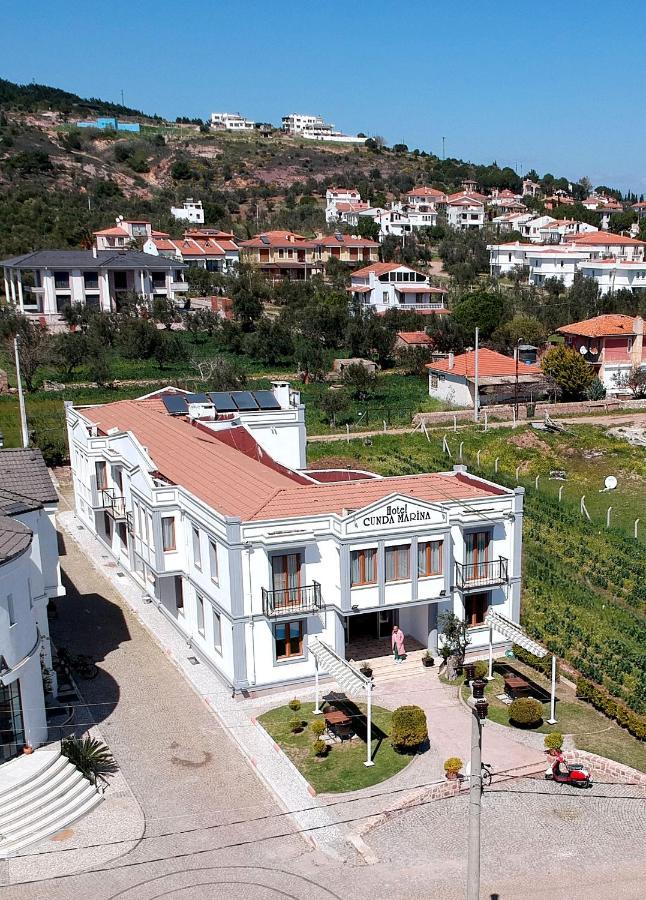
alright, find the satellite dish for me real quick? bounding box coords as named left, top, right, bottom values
left=579, top=345, right=588, bottom=355
left=604, top=475, right=618, bottom=491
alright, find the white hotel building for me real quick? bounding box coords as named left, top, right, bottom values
left=66, top=385, right=524, bottom=694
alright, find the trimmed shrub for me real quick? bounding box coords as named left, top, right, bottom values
left=474, top=660, right=488, bottom=680
left=288, top=698, right=301, bottom=711
left=289, top=716, right=304, bottom=734
left=544, top=732, right=563, bottom=751
left=310, top=719, right=326, bottom=738
left=312, top=739, right=327, bottom=757
left=61, top=736, right=117, bottom=785
left=444, top=757, right=463, bottom=775
left=576, top=677, right=646, bottom=741
left=391, top=705, right=428, bottom=752
left=508, top=697, right=543, bottom=728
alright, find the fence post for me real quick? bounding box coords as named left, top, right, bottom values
left=580, top=495, right=590, bottom=520
left=476, top=449, right=481, bottom=467
left=512, top=407, right=516, bottom=428
left=383, top=419, right=387, bottom=433
left=635, top=518, right=640, bottom=540
left=459, top=441, right=464, bottom=461
left=453, top=415, right=457, bottom=433
left=442, top=435, right=452, bottom=457
left=606, top=507, right=612, bottom=528
left=535, top=475, right=540, bottom=490
left=484, top=411, right=488, bottom=431
left=515, top=465, right=521, bottom=483
left=494, top=457, right=499, bottom=473
left=346, top=424, right=350, bottom=444
left=558, top=485, right=564, bottom=502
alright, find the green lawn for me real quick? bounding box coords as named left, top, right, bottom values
left=257, top=701, right=414, bottom=793
left=459, top=668, right=646, bottom=773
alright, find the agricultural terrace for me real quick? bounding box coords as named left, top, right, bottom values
left=308, top=425, right=646, bottom=720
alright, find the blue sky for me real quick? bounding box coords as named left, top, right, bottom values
left=3, top=1, right=645, bottom=193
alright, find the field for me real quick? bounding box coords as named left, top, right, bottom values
left=308, top=426, right=646, bottom=724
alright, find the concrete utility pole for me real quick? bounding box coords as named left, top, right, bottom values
left=14, top=337, right=29, bottom=448
left=473, top=327, right=480, bottom=422
left=466, top=674, right=489, bottom=900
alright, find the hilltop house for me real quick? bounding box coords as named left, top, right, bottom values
left=65, top=383, right=525, bottom=693
left=427, top=348, right=546, bottom=408
left=557, top=314, right=645, bottom=394
left=446, top=192, right=486, bottom=230
left=210, top=112, right=255, bottom=131
left=348, top=262, right=448, bottom=314
left=170, top=199, right=205, bottom=225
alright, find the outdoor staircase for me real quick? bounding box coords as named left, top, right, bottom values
left=347, top=648, right=433, bottom=685
left=0, top=747, right=102, bottom=857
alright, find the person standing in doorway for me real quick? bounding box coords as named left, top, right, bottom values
left=392, top=625, right=406, bottom=663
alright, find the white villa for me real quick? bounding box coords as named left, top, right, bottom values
left=325, top=188, right=366, bottom=223
left=210, top=112, right=255, bottom=131
left=348, top=262, right=448, bottom=314
left=65, top=384, right=524, bottom=694
left=446, top=192, right=486, bottom=230
left=170, top=199, right=205, bottom=225
left=0, top=450, right=64, bottom=760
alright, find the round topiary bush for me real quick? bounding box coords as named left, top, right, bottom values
left=391, top=705, right=429, bottom=752
left=443, top=756, right=463, bottom=777
left=509, top=697, right=543, bottom=728
left=310, top=719, right=326, bottom=738
left=288, top=698, right=301, bottom=711
left=289, top=715, right=304, bottom=734
left=312, top=738, right=328, bottom=757
left=544, top=732, right=563, bottom=752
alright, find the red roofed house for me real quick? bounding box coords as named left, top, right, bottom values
left=446, top=192, right=486, bottom=230
left=405, top=186, right=448, bottom=211
left=427, top=348, right=547, bottom=407
left=239, top=231, right=321, bottom=281
left=395, top=331, right=433, bottom=350
left=326, top=187, right=364, bottom=222
left=557, top=314, right=645, bottom=394
left=66, top=382, right=524, bottom=692
left=94, top=217, right=158, bottom=250
left=349, top=262, right=448, bottom=314
left=145, top=229, right=240, bottom=273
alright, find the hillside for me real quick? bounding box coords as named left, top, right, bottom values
left=0, top=76, right=621, bottom=258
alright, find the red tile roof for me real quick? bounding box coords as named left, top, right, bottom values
left=240, top=231, right=308, bottom=248
left=396, top=331, right=433, bottom=345
left=556, top=315, right=641, bottom=338
left=313, top=234, right=379, bottom=248
left=407, top=186, right=447, bottom=198
left=94, top=227, right=129, bottom=237
left=351, top=262, right=424, bottom=278
left=79, top=398, right=506, bottom=521
left=567, top=230, right=645, bottom=247
left=427, top=348, right=541, bottom=378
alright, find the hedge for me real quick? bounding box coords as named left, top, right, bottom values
left=508, top=697, right=543, bottom=728
left=511, top=644, right=559, bottom=682
left=576, top=677, right=646, bottom=741
left=391, top=705, right=428, bottom=751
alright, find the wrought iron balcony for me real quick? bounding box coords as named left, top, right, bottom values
left=100, top=488, right=127, bottom=520
left=455, top=557, right=508, bottom=590
left=262, top=582, right=322, bottom=617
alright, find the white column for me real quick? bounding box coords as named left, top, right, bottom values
left=4, top=272, right=10, bottom=305
left=313, top=656, right=321, bottom=715
left=487, top=626, right=494, bottom=680
left=547, top=654, right=557, bottom=724
left=364, top=683, right=374, bottom=767
left=18, top=273, right=26, bottom=308
left=9, top=272, right=17, bottom=305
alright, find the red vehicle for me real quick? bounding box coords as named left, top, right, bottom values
left=545, top=752, right=592, bottom=788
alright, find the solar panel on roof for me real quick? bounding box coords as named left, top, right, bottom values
left=162, top=395, right=188, bottom=416
left=186, top=392, right=209, bottom=403
left=253, top=390, right=281, bottom=410
left=231, top=391, right=259, bottom=411
left=208, top=392, right=237, bottom=412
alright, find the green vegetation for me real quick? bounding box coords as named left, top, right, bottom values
left=544, top=732, right=563, bottom=751
left=508, top=697, right=544, bottom=727
left=258, top=702, right=412, bottom=793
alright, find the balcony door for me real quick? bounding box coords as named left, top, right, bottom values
left=272, top=553, right=302, bottom=605
left=465, top=531, right=490, bottom=580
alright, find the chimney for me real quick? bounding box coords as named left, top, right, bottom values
left=92, top=246, right=98, bottom=259
left=448, top=352, right=455, bottom=370
left=271, top=380, right=291, bottom=409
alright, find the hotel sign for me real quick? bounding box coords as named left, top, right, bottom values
left=362, top=502, right=435, bottom=527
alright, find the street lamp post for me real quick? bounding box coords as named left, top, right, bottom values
left=467, top=677, right=489, bottom=900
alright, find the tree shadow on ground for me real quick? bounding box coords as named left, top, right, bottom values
left=323, top=691, right=388, bottom=763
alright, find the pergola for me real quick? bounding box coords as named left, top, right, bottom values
left=308, top=638, right=375, bottom=767
left=484, top=609, right=558, bottom=724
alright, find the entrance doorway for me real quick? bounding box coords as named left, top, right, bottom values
left=0, top=681, right=25, bottom=763
left=345, top=610, right=397, bottom=662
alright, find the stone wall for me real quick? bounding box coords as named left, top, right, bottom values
left=414, top=397, right=646, bottom=429
left=566, top=749, right=646, bottom=785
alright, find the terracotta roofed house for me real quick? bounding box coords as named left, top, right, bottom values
left=66, top=381, right=525, bottom=693
left=556, top=314, right=645, bottom=394
left=426, top=348, right=547, bottom=408
left=349, top=262, right=448, bottom=314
